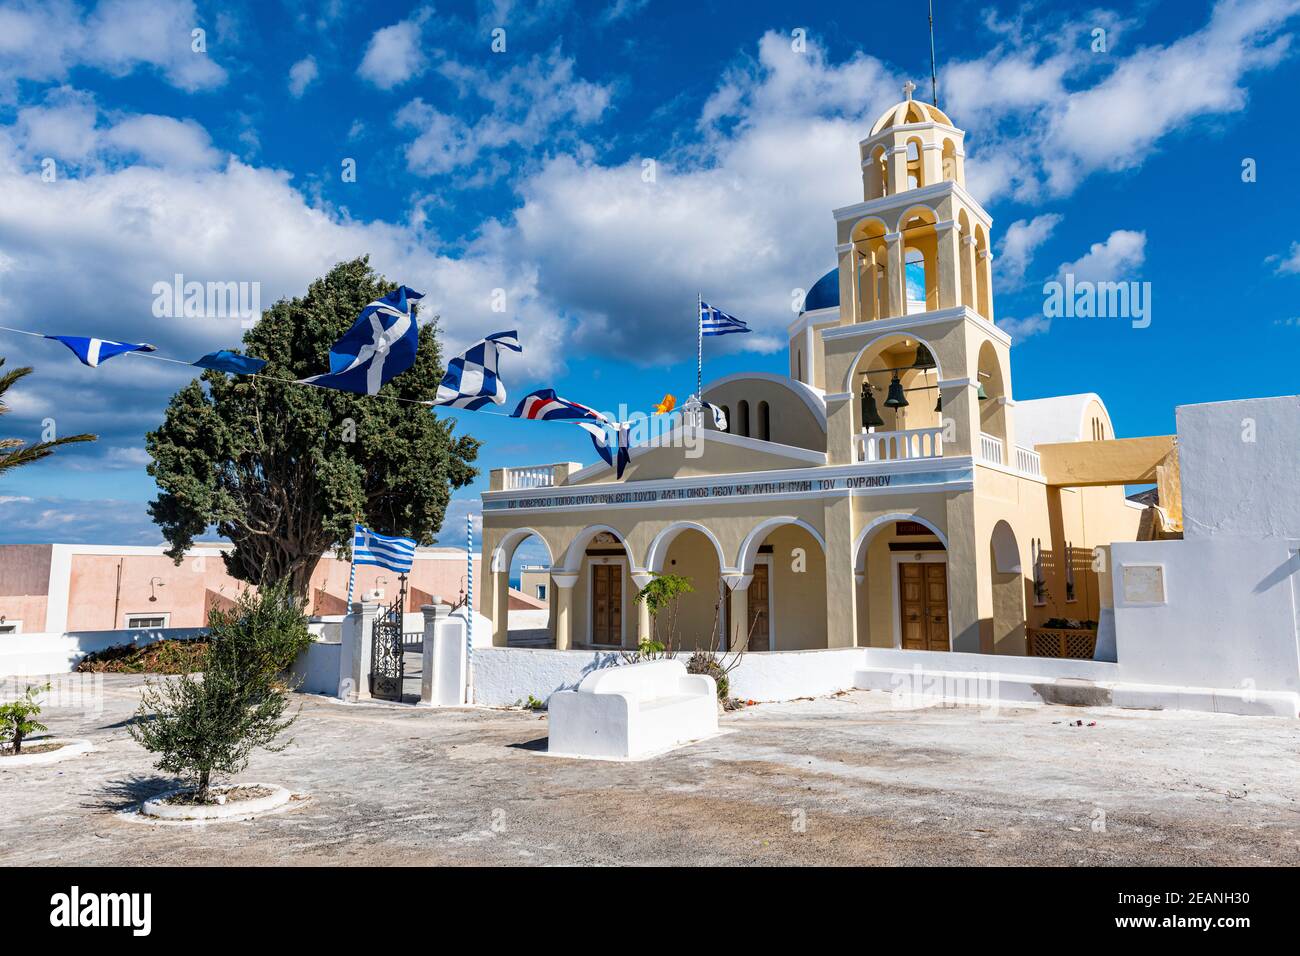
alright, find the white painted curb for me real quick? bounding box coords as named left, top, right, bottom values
left=0, top=738, right=94, bottom=768
left=140, top=783, right=294, bottom=822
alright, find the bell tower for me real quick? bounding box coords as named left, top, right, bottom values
left=840, top=82, right=994, bottom=326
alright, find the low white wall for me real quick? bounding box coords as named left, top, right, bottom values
left=0, top=627, right=207, bottom=677
left=1111, top=537, right=1300, bottom=695
left=862, top=647, right=1119, bottom=682
left=471, top=647, right=869, bottom=707
left=472, top=647, right=624, bottom=706
left=290, top=641, right=342, bottom=696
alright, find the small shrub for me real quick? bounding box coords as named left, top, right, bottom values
left=686, top=651, right=729, bottom=700
left=128, top=581, right=308, bottom=802
left=0, top=683, right=49, bottom=754
left=524, top=694, right=546, bottom=711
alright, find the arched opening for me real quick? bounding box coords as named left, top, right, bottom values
left=720, top=404, right=732, bottom=433
left=655, top=527, right=728, bottom=652
left=735, top=518, right=827, bottom=651
left=976, top=340, right=1009, bottom=465
left=986, top=520, right=1027, bottom=655
left=898, top=205, right=938, bottom=314
left=853, top=514, right=950, bottom=651
left=851, top=218, right=889, bottom=322
left=560, top=526, right=637, bottom=649
left=905, top=137, right=925, bottom=190
left=847, top=333, right=944, bottom=462
left=736, top=400, right=751, bottom=438
left=489, top=528, right=557, bottom=648
left=757, top=401, right=770, bottom=441
left=868, top=144, right=888, bottom=199
left=941, top=138, right=958, bottom=182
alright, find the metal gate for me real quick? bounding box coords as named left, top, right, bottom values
left=369, top=575, right=407, bottom=701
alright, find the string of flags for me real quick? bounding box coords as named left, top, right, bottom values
left=2, top=289, right=752, bottom=484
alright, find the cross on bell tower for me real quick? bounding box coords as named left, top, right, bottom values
left=903, top=80, right=916, bottom=101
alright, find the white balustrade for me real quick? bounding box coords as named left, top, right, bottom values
left=503, top=466, right=557, bottom=490
left=856, top=427, right=943, bottom=463
left=978, top=432, right=1005, bottom=466
left=1016, top=445, right=1042, bottom=477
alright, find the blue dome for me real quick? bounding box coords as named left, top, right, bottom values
left=802, top=269, right=839, bottom=314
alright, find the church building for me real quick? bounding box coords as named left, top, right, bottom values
left=479, top=86, right=1165, bottom=658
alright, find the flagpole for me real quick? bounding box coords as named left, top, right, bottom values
left=465, top=512, right=474, bottom=705
left=696, top=293, right=703, bottom=400
left=346, top=522, right=358, bottom=613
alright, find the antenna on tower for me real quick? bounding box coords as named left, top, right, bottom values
left=928, top=0, right=939, bottom=106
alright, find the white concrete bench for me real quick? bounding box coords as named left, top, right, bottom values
left=547, top=659, right=718, bottom=759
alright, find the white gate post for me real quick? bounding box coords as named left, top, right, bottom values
left=338, top=602, right=379, bottom=701
left=420, top=603, right=450, bottom=705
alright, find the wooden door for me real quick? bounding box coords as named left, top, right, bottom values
left=747, top=563, right=770, bottom=651
left=899, top=561, right=949, bottom=651
left=591, top=564, right=622, bottom=645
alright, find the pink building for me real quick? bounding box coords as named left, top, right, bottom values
left=0, top=542, right=482, bottom=635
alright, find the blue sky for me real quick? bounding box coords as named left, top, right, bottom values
left=0, top=0, right=1298, bottom=559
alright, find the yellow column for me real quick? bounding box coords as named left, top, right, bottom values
left=631, top=572, right=652, bottom=648
left=979, top=249, right=996, bottom=323
left=944, top=493, right=982, bottom=654
left=936, top=220, right=961, bottom=310
left=885, top=233, right=905, bottom=319
left=888, top=144, right=909, bottom=195
left=846, top=247, right=860, bottom=325
left=727, top=580, right=750, bottom=651
left=824, top=497, right=857, bottom=648
left=491, top=570, right=510, bottom=647
left=553, top=575, right=576, bottom=650
left=962, top=234, right=978, bottom=310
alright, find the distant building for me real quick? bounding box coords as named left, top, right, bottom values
left=0, top=542, right=480, bottom=635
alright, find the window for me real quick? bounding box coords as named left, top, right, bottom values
left=736, top=400, right=750, bottom=437
left=757, top=401, right=771, bottom=441
left=125, top=614, right=169, bottom=629
left=536, top=584, right=547, bottom=601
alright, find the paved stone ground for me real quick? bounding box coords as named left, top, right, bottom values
left=2, top=675, right=1299, bottom=866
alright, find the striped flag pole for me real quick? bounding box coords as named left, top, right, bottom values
left=346, top=561, right=356, bottom=613
left=466, top=512, right=474, bottom=704
left=696, top=293, right=703, bottom=400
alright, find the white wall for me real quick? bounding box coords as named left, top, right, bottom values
left=1111, top=537, right=1300, bottom=695
left=470, top=647, right=867, bottom=707
left=0, top=627, right=207, bottom=678
left=289, top=641, right=342, bottom=695
left=1178, top=395, right=1300, bottom=540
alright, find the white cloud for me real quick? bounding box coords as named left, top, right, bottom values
left=996, top=315, right=1052, bottom=342
left=998, top=213, right=1063, bottom=288
left=947, top=0, right=1300, bottom=201
left=1272, top=241, right=1300, bottom=274
left=357, top=10, right=430, bottom=90
left=398, top=49, right=613, bottom=179
left=288, top=55, right=319, bottom=98
left=101, top=114, right=221, bottom=169
left=0, top=0, right=228, bottom=98
left=1056, top=230, right=1147, bottom=284
left=7, top=90, right=220, bottom=170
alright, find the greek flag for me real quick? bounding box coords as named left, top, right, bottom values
left=699, top=301, right=750, bottom=337
left=46, top=335, right=155, bottom=367
left=512, top=388, right=609, bottom=424
left=299, top=286, right=422, bottom=395
left=351, top=523, right=416, bottom=573
left=703, top=401, right=728, bottom=431
left=432, top=330, right=521, bottom=410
